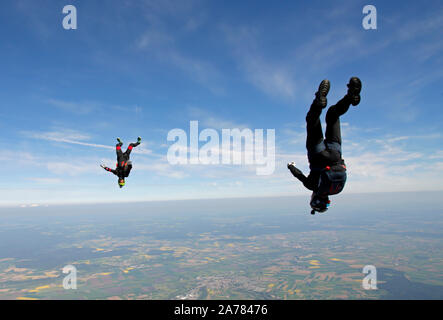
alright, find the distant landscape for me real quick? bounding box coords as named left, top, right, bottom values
left=0, top=192, right=442, bottom=300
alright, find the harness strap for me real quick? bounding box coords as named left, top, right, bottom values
left=311, top=164, right=346, bottom=172
left=116, top=161, right=128, bottom=168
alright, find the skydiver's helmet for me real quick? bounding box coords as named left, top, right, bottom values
left=310, top=193, right=330, bottom=214
left=118, top=179, right=125, bottom=188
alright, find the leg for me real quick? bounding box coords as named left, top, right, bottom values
left=306, top=79, right=330, bottom=152
left=306, top=101, right=324, bottom=151
left=124, top=141, right=140, bottom=157
left=325, top=96, right=351, bottom=145
left=116, top=143, right=124, bottom=162
left=325, top=77, right=362, bottom=144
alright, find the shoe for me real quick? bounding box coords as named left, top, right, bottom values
left=347, top=77, right=362, bottom=106
left=117, top=137, right=123, bottom=145
left=137, top=136, right=142, bottom=143
left=315, top=79, right=330, bottom=108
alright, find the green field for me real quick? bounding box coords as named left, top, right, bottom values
left=0, top=194, right=442, bottom=300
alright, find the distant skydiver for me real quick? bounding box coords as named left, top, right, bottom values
left=288, top=77, right=362, bottom=215
left=101, top=137, right=142, bottom=188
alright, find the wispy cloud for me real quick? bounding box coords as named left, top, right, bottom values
left=46, top=99, right=100, bottom=115
left=395, top=8, right=443, bottom=42
left=188, top=107, right=250, bottom=130
left=24, top=130, right=114, bottom=150
left=46, top=161, right=97, bottom=176
left=13, top=0, right=54, bottom=39
left=222, top=25, right=297, bottom=100
left=168, top=52, right=224, bottom=94
left=0, top=150, right=39, bottom=166
left=136, top=29, right=173, bottom=50
left=136, top=158, right=188, bottom=179
left=28, top=177, right=62, bottom=184
left=133, top=0, right=222, bottom=93
left=23, top=129, right=153, bottom=154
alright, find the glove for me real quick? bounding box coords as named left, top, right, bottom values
left=288, top=162, right=303, bottom=177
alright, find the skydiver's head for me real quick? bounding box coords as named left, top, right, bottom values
left=118, top=179, right=125, bottom=188
left=310, top=193, right=330, bottom=213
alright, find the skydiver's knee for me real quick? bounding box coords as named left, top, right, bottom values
left=326, top=110, right=338, bottom=124
left=306, top=114, right=316, bottom=123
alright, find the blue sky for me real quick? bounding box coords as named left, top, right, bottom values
left=0, top=0, right=442, bottom=206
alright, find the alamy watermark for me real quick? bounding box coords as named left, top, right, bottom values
left=62, top=5, right=77, bottom=30
left=63, top=264, right=77, bottom=289
left=167, top=121, right=275, bottom=175
left=362, top=5, right=377, bottom=30
left=362, top=265, right=377, bottom=290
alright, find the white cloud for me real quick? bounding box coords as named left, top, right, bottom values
left=168, top=52, right=224, bottom=94
left=19, top=203, right=41, bottom=208
left=23, top=129, right=153, bottom=154
left=188, top=107, right=249, bottom=130
left=429, top=151, right=443, bottom=160
left=28, top=178, right=62, bottom=184
left=137, top=161, right=188, bottom=179
left=46, top=99, right=100, bottom=115
left=222, top=25, right=296, bottom=100
left=0, top=151, right=38, bottom=166
left=133, top=0, right=222, bottom=93
left=242, top=57, right=296, bottom=100
left=395, top=8, right=443, bottom=42
left=136, top=29, right=173, bottom=49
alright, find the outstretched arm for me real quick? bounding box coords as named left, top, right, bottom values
left=101, top=164, right=117, bottom=175
left=287, top=163, right=316, bottom=191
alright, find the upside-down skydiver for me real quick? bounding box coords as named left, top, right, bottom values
left=101, top=137, right=142, bottom=188
left=288, top=77, right=362, bottom=214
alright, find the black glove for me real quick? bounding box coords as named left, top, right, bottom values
left=288, top=162, right=303, bottom=177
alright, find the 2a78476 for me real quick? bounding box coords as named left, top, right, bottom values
left=218, top=304, right=268, bottom=316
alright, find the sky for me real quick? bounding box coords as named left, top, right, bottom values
left=0, top=0, right=442, bottom=206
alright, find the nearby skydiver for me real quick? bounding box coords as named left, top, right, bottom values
left=101, top=137, right=142, bottom=188
left=288, top=77, right=362, bottom=215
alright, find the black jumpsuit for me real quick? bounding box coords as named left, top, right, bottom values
left=103, top=141, right=140, bottom=180
left=290, top=95, right=351, bottom=192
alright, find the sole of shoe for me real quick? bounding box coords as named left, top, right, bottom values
left=318, top=79, right=331, bottom=96
left=315, top=79, right=330, bottom=108
left=347, top=77, right=361, bottom=106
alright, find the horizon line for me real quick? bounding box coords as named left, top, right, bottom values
left=1, top=189, right=441, bottom=208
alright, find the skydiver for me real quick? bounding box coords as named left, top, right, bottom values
left=288, top=77, right=362, bottom=214
left=101, top=137, right=142, bottom=188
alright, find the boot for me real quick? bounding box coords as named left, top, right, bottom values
left=347, top=77, right=362, bottom=106
left=314, top=79, right=330, bottom=108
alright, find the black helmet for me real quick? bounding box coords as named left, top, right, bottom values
left=310, top=193, right=330, bottom=213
